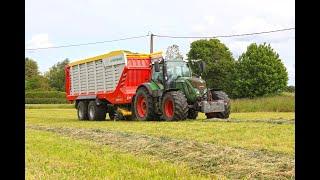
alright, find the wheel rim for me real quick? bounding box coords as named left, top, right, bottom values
left=136, top=95, right=147, bottom=117
left=89, top=106, right=95, bottom=119
left=78, top=107, right=83, bottom=119
left=164, top=98, right=174, bottom=118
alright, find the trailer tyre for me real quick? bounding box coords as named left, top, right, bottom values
left=205, top=91, right=231, bottom=119
left=162, top=91, right=188, bottom=121
left=133, top=87, right=159, bottom=121
left=88, top=101, right=106, bottom=121
left=77, top=101, right=89, bottom=120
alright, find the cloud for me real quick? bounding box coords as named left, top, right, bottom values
left=26, top=33, right=53, bottom=49
left=192, top=25, right=206, bottom=34
left=204, top=15, right=215, bottom=25
left=231, top=17, right=278, bottom=33
left=230, top=16, right=294, bottom=42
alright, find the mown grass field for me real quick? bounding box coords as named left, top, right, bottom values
left=27, top=129, right=208, bottom=179
left=26, top=100, right=295, bottom=179
left=27, top=109, right=294, bottom=154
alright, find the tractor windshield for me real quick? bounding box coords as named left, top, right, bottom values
left=151, top=58, right=192, bottom=84
left=166, top=59, right=191, bottom=81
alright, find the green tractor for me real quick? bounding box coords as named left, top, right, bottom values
left=132, top=55, right=231, bottom=121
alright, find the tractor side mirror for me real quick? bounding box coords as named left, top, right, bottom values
left=154, top=61, right=160, bottom=72
left=199, top=61, right=206, bottom=73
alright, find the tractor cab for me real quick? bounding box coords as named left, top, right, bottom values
left=151, top=55, right=207, bottom=102
left=152, top=57, right=191, bottom=86
left=166, top=58, right=192, bottom=80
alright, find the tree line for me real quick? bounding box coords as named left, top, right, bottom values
left=25, top=58, right=69, bottom=92
left=25, top=39, right=293, bottom=98
left=187, top=39, right=291, bottom=98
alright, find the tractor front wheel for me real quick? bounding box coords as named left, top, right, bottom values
left=161, top=91, right=188, bottom=121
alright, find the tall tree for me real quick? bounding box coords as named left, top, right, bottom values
left=25, top=58, right=39, bottom=79
left=45, top=59, right=69, bottom=91
left=25, top=75, right=51, bottom=91
left=187, top=39, right=236, bottom=95
left=232, top=43, right=288, bottom=98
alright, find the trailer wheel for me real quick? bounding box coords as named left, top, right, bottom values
left=187, top=109, right=198, bottom=119
left=205, top=90, right=230, bottom=119
left=162, top=91, right=188, bottom=121
left=88, top=101, right=106, bottom=121
left=133, top=87, right=159, bottom=120
left=77, top=101, right=89, bottom=120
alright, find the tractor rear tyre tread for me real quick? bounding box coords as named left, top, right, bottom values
left=134, top=87, right=160, bottom=121
left=162, top=91, right=188, bottom=121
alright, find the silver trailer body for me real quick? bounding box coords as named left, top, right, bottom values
left=69, top=51, right=127, bottom=95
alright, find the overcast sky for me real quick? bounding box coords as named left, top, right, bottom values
left=25, top=0, right=295, bottom=85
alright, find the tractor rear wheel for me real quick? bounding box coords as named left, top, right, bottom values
left=88, top=101, right=107, bottom=121
left=133, top=87, right=159, bottom=120
left=205, top=90, right=230, bottom=119
left=77, top=101, right=88, bottom=120
left=162, top=91, right=188, bottom=121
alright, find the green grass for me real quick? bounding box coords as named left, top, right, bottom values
left=231, top=93, right=294, bottom=112
left=26, top=109, right=294, bottom=155
left=26, top=129, right=209, bottom=179
left=25, top=98, right=69, bottom=104
left=25, top=104, right=74, bottom=109
left=25, top=91, right=69, bottom=104
left=27, top=126, right=294, bottom=179
left=25, top=91, right=66, bottom=98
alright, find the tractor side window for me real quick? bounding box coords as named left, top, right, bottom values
left=152, top=64, right=163, bottom=83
